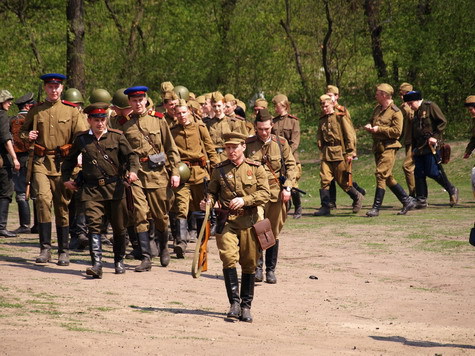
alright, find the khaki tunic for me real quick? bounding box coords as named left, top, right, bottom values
left=245, top=135, right=296, bottom=239
left=272, top=114, right=300, bottom=163
left=208, top=159, right=269, bottom=273
left=368, top=102, right=403, bottom=189
left=203, top=115, right=248, bottom=161
left=400, top=102, right=415, bottom=194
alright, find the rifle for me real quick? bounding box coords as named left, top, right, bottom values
left=25, top=83, right=42, bottom=200
left=278, top=175, right=306, bottom=195
left=191, top=178, right=211, bottom=278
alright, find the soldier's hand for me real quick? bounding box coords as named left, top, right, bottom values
left=364, top=124, right=372, bottom=132
left=428, top=137, right=437, bottom=146
left=64, top=181, right=78, bottom=191
left=371, top=125, right=379, bottom=133
left=281, top=189, right=291, bottom=203
left=12, top=158, right=20, bottom=171
left=170, top=175, right=180, bottom=188
left=29, top=130, right=39, bottom=141
left=229, top=197, right=244, bottom=210
left=199, top=199, right=209, bottom=211
left=127, top=172, right=138, bottom=183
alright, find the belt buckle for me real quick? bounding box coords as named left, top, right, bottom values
left=98, top=178, right=105, bottom=186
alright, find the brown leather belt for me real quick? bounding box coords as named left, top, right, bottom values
left=183, top=160, right=202, bottom=167
left=228, top=206, right=257, bottom=216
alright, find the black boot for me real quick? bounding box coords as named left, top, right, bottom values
left=291, top=190, right=302, bottom=219
left=14, top=195, right=30, bottom=234
left=329, top=179, right=337, bottom=209
left=113, top=231, right=126, bottom=274
left=223, top=268, right=240, bottom=319
left=148, top=219, right=158, bottom=258
left=86, top=233, right=103, bottom=278
left=240, top=273, right=255, bottom=323
left=255, top=253, right=264, bottom=282
left=135, top=231, right=152, bottom=272
left=353, top=182, right=367, bottom=196
left=433, top=174, right=459, bottom=207
left=35, top=222, right=52, bottom=263
left=346, top=187, right=364, bottom=213
left=125, top=226, right=141, bottom=260
left=56, top=226, right=70, bottom=266
left=0, top=198, right=16, bottom=237
left=389, top=184, right=416, bottom=215
left=366, top=188, right=385, bottom=217
left=173, top=219, right=188, bottom=259
left=30, top=203, right=39, bottom=234
left=415, top=178, right=428, bottom=209
left=265, top=240, right=279, bottom=284
left=314, top=189, right=331, bottom=216
left=156, top=230, right=170, bottom=267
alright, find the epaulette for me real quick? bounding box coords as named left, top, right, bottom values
left=287, top=114, right=299, bottom=120
left=271, top=135, right=287, bottom=145
left=245, top=158, right=261, bottom=166
left=62, top=100, right=78, bottom=107
left=117, top=115, right=129, bottom=125
left=391, top=103, right=400, bottom=112
left=245, top=135, right=258, bottom=144
left=215, top=159, right=231, bottom=168
left=148, top=110, right=164, bottom=118
left=108, top=128, right=123, bottom=134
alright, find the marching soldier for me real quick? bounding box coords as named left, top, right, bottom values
left=21, top=73, right=87, bottom=265
left=364, top=84, right=415, bottom=217
left=169, top=99, right=218, bottom=258
left=463, top=95, right=475, bottom=158
left=245, top=108, right=296, bottom=284
left=117, top=86, right=180, bottom=271
left=162, top=91, right=179, bottom=127
left=62, top=102, right=139, bottom=278
left=398, top=83, right=416, bottom=196
left=224, top=93, right=254, bottom=134
left=200, top=132, right=269, bottom=323
left=313, top=95, right=363, bottom=216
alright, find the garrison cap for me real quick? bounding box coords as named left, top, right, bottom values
left=237, top=99, right=246, bottom=112
left=326, top=85, right=339, bottom=95
left=40, top=73, right=66, bottom=84
left=403, top=91, right=422, bottom=102
left=211, top=91, right=224, bottom=103
left=464, top=95, right=475, bottom=107
left=188, top=92, right=196, bottom=99
left=163, top=91, right=179, bottom=101
left=376, top=83, right=394, bottom=95
left=224, top=93, right=236, bottom=102
left=84, top=102, right=109, bottom=118
left=124, top=86, right=148, bottom=97
left=177, top=98, right=188, bottom=107
left=187, top=99, right=201, bottom=112
left=255, top=108, right=273, bottom=122
left=320, top=94, right=332, bottom=102
left=160, top=81, right=174, bottom=94
left=0, top=90, right=13, bottom=103
left=399, top=82, right=413, bottom=93
left=204, top=93, right=212, bottom=100
left=272, top=94, right=288, bottom=104
left=196, top=95, right=206, bottom=105
left=223, top=132, right=248, bottom=145
left=254, top=98, right=268, bottom=109
left=14, top=92, right=34, bottom=106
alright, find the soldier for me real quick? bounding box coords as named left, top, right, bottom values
left=0, top=90, right=20, bottom=237
left=199, top=93, right=215, bottom=120
left=200, top=132, right=270, bottom=323
left=463, top=95, right=475, bottom=158
left=169, top=99, right=218, bottom=258
left=21, top=74, right=87, bottom=265
left=403, top=90, right=459, bottom=208
left=245, top=108, right=296, bottom=284
left=253, top=98, right=268, bottom=116
left=325, top=85, right=366, bottom=208
left=203, top=91, right=248, bottom=162
left=224, top=93, right=253, bottom=134
left=89, top=89, right=112, bottom=104
left=162, top=91, right=179, bottom=127
left=271, top=94, right=303, bottom=218
left=109, top=88, right=132, bottom=130
left=117, top=86, right=180, bottom=271
left=364, top=84, right=415, bottom=217
left=398, top=83, right=416, bottom=196
left=62, top=102, right=139, bottom=278
left=10, top=92, right=35, bottom=234
left=313, top=95, right=363, bottom=217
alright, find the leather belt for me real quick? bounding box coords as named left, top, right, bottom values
left=84, top=176, right=119, bottom=187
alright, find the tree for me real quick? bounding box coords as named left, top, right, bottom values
left=67, top=0, right=86, bottom=93
left=363, top=0, right=387, bottom=79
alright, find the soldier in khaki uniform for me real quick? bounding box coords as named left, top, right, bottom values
left=117, top=86, right=180, bottom=272
left=170, top=99, right=218, bottom=258
left=224, top=93, right=254, bottom=135
left=245, top=109, right=296, bottom=284
left=203, top=91, right=249, bottom=162
left=271, top=94, right=303, bottom=219
left=200, top=132, right=269, bottom=323
left=21, top=73, right=87, bottom=265
left=162, top=91, right=179, bottom=127
left=62, top=102, right=140, bottom=278
left=463, top=95, right=475, bottom=158
left=313, top=95, right=364, bottom=216
left=364, top=84, right=415, bottom=217
left=398, top=83, right=416, bottom=196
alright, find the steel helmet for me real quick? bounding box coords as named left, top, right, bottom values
left=90, top=88, right=112, bottom=104
left=111, top=88, right=130, bottom=109
left=63, top=88, right=84, bottom=104
left=177, top=162, right=191, bottom=183
left=173, top=85, right=190, bottom=100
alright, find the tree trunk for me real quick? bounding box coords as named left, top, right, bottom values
left=322, top=0, right=333, bottom=85
left=363, top=0, right=387, bottom=79
left=66, top=0, right=86, bottom=93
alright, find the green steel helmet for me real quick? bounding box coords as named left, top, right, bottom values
left=63, top=88, right=84, bottom=104
left=177, top=162, right=191, bottom=183
left=111, top=88, right=130, bottom=109
left=89, top=88, right=112, bottom=104
left=173, top=85, right=190, bottom=100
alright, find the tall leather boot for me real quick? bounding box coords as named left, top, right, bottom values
left=353, top=182, right=367, bottom=196
left=433, top=174, right=459, bottom=207
left=314, top=189, right=331, bottom=216
left=56, top=226, right=70, bottom=266
left=35, top=222, right=52, bottom=263
left=156, top=230, right=170, bottom=267
left=113, top=231, right=126, bottom=274
left=265, top=239, right=279, bottom=284
left=173, top=219, right=188, bottom=259
left=0, top=198, right=16, bottom=237
left=240, top=273, right=255, bottom=323
left=125, top=226, right=141, bottom=260
left=86, top=233, right=103, bottom=278
left=223, top=268, right=240, bottom=319
left=366, top=188, right=385, bottom=217
left=329, top=179, right=337, bottom=209
left=14, top=194, right=30, bottom=234
left=415, top=178, right=428, bottom=209
left=346, top=187, right=364, bottom=213
left=135, top=231, right=152, bottom=272
left=389, top=183, right=416, bottom=215
left=148, top=219, right=158, bottom=258
left=30, top=203, right=39, bottom=234
left=291, top=190, right=302, bottom=219
left=255, top=253, right=264, bottom=282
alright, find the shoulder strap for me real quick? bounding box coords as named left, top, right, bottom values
left=79, top=135, right=118, bottom=177
left=135, top=116, right=161, bottom=155
left=219, top=166, right=237, bottom=198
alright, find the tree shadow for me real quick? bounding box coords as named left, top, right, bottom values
left=369, top=335, right=475, bottom=350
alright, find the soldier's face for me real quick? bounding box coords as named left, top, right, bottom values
left=256, top=120, right=273, bottom=141
left=164, top=99, right=178, bottom=114
left=274, top=102, right=286, bottom=115
left=87, top=117, right=107, bottom=134
left=326, top=92, right=337, bottom=103
left=407, top=100, right=421, bottom=111
left=467, top=106, right=475, bottom=118
left=375, top=90, right=389, bottom=105
left=175, top=105, right=190, bottom=125
left=320, top=100, right=334, bottom=115
left=1, top=100, right=12, bottom=111
left=44, top=83, right=63, bottom=102
left=129, top=95, right=148, bottom=114
left=224, top=102, right=236, bottom=115
left=212, top=101, right=225, bottom=116
left=253, top=106, right=265, bottom=115
left=225, top=142, right=245, bottom=163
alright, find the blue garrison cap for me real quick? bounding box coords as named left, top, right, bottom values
left=403, top=90, right=422, bottom=102
left=124, top=86, right=148, bottom=97
left=40, top=73, right=66, bottom=84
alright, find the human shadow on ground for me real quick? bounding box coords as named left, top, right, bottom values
left=369, top=335, right=475, bottom=350
left=129, top=305, right=224, bottom=320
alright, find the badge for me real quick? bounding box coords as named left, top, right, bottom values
left=247, top=169, right=253, bottom=177
left=227, top=174, right=233, bottom=179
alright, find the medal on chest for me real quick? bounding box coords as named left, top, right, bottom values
left=247, top=169, right=253, bottom=179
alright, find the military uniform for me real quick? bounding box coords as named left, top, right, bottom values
left=400, top=102, right=415, bottom=195
left=204, top=115, right=249, bottom=161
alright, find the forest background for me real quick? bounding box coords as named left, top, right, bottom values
left=0, top=0, right=474, bottom=144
